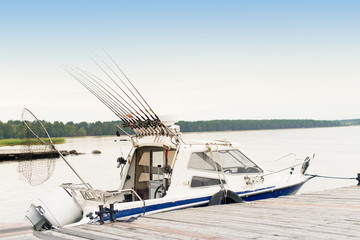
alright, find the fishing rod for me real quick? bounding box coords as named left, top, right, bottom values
left=89, top=56, right=153, bottom=122
left=92, top=53, right=174, bottom=137
left=67, top=67, right=152, bottom=136
left=64, top=66, right=139, bottom=128
left=80, top=65, right=157, bottom=135
left=64, top=67, right=129, bottom=122
left=65, top=53, right=181, bottom=139
left=69, top=69, right=151, bottom=137
left=82, top=64, right=147, bottom=122
left=77, top=68, right=143, bottom=121
left=95, top=54, right=157, bottom=122
left=70, top=67, right=156, bottom=136
left=100, top=54, right=177, bottom=139
left=103, top=50, right=160, bottom=121
left=99, top=54, right=175, bottom=137
left=82, top=60, right=163, bottom=136
left=84, top=70, right=156, bottom=135
left=64, top=66, right=150, bottom=136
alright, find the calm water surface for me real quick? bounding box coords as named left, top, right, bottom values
left=0, top=126, right=359, bottom=223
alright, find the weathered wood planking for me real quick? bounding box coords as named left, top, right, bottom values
left=2, top=185, right=359, bottom=239
left=0, top=223, right=36, bottom=240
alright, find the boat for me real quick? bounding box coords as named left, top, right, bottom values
left=25, top=55, right=313, bottom=230
left=65, top=133, right=312, bottom=222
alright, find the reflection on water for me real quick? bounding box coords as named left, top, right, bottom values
left=0, top=126, right=359, bottom=223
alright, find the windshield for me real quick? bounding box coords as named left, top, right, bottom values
left=188, top=150, right=263, bottom=174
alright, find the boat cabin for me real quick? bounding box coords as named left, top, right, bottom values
left=117, top=138, right=264, bottom=203
left=121, top=146, right=176, bottom=201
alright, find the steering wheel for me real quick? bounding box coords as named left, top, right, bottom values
left=223, top=168, right=233, bottom=173
left=154, top=184, right=167, bottom=199
left=246, top=167, right=260, bottom=173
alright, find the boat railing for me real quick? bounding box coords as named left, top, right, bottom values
left=60, top=183, right=143, bottom=204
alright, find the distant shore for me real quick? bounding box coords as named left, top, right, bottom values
left=177, top=119, right=360, bottom=133
left=0, top=119, right=359, bottom=145
left=0, top=138, right=65, bottom=147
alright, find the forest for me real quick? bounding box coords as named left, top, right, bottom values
left=0, top=120, right=122, bottom=139
left=0, top=118, right=359, bottom=139
left=177, top=119, right=343, bottom=132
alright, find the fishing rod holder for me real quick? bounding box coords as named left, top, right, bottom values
left=95, top=204, right=119, bottom=224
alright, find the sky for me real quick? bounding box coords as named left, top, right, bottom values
left=0, top=0, right=359, bottom=123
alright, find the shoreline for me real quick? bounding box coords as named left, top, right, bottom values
left=1, top=125, right=359, bottom=146
left=180, top=124, right=360, bottom=134
left=0, top=138, right=65, bottom=147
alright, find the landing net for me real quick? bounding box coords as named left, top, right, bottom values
left=17, top=108, right=56, bottom=186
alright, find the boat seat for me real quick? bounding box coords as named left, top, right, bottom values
left=237, top=167, right=247, bottom=173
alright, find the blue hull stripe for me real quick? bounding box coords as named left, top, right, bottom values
left=102, top=182, right=305, bottom=221
left=238, top=182, right=305, bottom=201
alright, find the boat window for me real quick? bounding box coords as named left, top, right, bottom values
left=188, top=150, right=262, bottom=174
left=188, top=152, right=221, bottom=171
left=190, top=176, right=226, bottom=188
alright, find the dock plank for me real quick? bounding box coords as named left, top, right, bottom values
left=0, top=223, right=36, bottom=240
left=140, top=208, right=354, bottom=239
left=2, top=185, right=360, bottom=239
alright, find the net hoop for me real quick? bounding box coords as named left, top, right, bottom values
left=22, top=108, right=53, bottom=145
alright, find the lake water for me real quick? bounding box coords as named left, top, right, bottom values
left=0, top=126, right=359, bottom=223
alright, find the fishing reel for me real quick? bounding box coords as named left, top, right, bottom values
left=117, top=157, right=127, bottom=168
left=162, top=164, right=172, bottom=174
left=162, top=164, right=172, bottom=179
left=117, top=157, right=127, bottom=178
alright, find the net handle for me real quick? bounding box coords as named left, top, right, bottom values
left=21, top=108, right=91, bottom=189
left=22, top=108, right=53, bottom=145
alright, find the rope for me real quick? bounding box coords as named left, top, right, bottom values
left=215, top=144, right=230, bottom=198
left=260, top=153, right=297, bottom=164
left=116, top=214, right=141, bottom=223
left=206, top=144, right=224, bottom=189
left=260, top=162, right=303, bottom=178
left=206, top=144, right=228, bottom=191
left=305, top=174, right=356, bottom=180
left=215, top=143, right=228, bottom=188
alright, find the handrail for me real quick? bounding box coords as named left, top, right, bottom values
left=113, top=189, right=146, bottom=215
left=61, top=183, right=144, bottom=206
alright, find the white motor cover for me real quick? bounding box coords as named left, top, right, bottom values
left=26, top=188, right=83, bottom=229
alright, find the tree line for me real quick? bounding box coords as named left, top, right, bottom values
left=0, top=119, right=358, bottom=139
left=0, top=120, right=123, bottom=139
left=177, top=119, right=343, bottom=132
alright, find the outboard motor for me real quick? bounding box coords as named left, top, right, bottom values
left=25, top=188, right=83, bottom=230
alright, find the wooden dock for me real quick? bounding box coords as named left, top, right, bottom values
left=0, top=150, right=59, bottom=161
left=2, top=185, right=359, bottom=239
